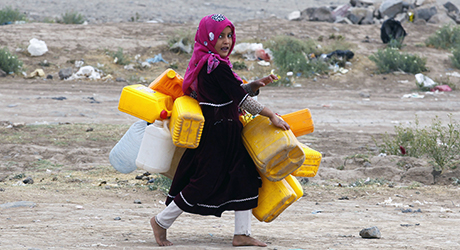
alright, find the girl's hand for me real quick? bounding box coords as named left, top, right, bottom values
left=270, top=115, right=290, bottom=130
left=250, top=74, right=278, bottom=93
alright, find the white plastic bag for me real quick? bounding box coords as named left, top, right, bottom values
left=415, top=73, right=436, bottom=88
left=109, top=120, right=147, bottom=174
left=27, top=38, right=48, bottom=56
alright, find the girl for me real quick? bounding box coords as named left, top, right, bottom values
left=151, top=13, right=289, bottom=247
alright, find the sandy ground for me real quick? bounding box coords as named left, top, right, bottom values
left=1, top=1, right=460, bottom=249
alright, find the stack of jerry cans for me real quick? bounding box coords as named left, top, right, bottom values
left=292, top=143, right=322, bottom=177
left=118, top=84, right=173, bottom=123
left=169, top=95, right=205, bottom=149
left=242, top=115, right=305, bottom=182
left=253, top=174, right=303, bottom=222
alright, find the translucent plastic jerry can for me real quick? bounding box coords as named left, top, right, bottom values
left=148, top=68, right=184, bottom=101
left=253, top=174, right=303, bottom=223
left=241, top=115, right=305, bottom=181
left=170, top=95, right=205, bottom=149
left=118, top=84, right=173, bottom=123
left=291, top=144, right=322, bottom=178
left=280, top=108, right=314, bottom=137
left=136, top=119, right=175, bottom=173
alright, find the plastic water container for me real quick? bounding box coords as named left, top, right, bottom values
left=149, top=68, right=184, bottom=101
left=118, top=84, right=173, bottom=123
left=109, top=120, right=147, bottom=174
left=292, top=144, right=322, bottom=178
left=170, top=95, right=205, bottom=149
left=281, top=108, right=314, bottom=137
left=253, top=174, right=303, bottom=222
left=242, top=115, right=305, bottom=182
left=136, top=119, right=175, bottom=173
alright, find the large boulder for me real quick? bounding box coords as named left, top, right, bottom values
left=415, top=5, right=438, bottom=21
left=379, top=0, right=404, bottom=19
left=350, top=0, right=375, bottom=8
left=310, top=6, right=335, bottom=22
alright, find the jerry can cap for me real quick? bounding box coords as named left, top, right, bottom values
left=166, top=69, right=176, bottom=79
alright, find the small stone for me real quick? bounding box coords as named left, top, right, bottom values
left=116, top=77, right=126, bottom=82
left=23, top=177, right=34, bottom=184
left=114, top=217, right=121, bottom=220
left=359, top=226, right=381, bottom=239
left=46, top=74, right=53, bottom=79
left=134, top=199, right=142, bottom=204
left=58, top=68, right=73, bottom=80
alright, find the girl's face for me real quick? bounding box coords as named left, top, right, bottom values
left=214, top=26, right=233, bottom=58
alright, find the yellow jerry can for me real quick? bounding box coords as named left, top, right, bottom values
left=118, top=84, right=173, bottom=123
left=253, top=174, right=303, bottom=222
left=169, top=95, right=205, bottom=149
left=148, top=68, right=184, bottom=101
left=292, top=144, right=322, bottom=178
left=242, top=115, right=305, bottom=181
left=280, top=108, right=314, bottom=137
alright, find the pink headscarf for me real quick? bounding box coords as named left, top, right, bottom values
left=182, top=14, right=242, bottom=95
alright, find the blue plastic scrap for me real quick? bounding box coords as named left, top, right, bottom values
left=146, top=53, right=169, bottom=64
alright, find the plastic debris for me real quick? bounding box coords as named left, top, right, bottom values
left=146, top=53, right=169, bottom=64
left=27, top=38, right=48, bottom=56
left=170, top=39, right=192, bottom=54
left=257, top=61, right=270, bottom=66
left=432, top=85, right=452, bottom=92
left=402, top=93, right=424, bottom=98
left=233, top=43, right=272, bottom=61
left=415, top=73, right=436, bottom=88
left=66, top=66, right=101, bottom=80
left=446, top=72, right=460, bottom=78
left=26, top=69, right=45, bottom=78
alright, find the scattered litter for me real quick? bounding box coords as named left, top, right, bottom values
left=27, top=38, right=48, bottom=56
left=446, top=72, right=460, bottom=78
left=66, top=66, right=101, bottom=80
left=257, top=61, right=270, bottom=66
left=402, top=93, right=424, bottom=99
left=233, top=43, right=272, bottom=61
left=26, top=69, right=45, bottom=78
left=75, top=60, right=84, bottom=68
left=311, top=210, right=322, bottom=214
left=378, top=153, right=387, bottom=157
left=431, top=85, right=452, bottom=92
left=398, top=80, right=409, bottom=83
left=170, top=39, right=192, bottom=54
left=415, top=73, right=436, bottom=88
left=146, top=53, right=168, bottom=64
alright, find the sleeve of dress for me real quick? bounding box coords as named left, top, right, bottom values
left=240, top=96, right=265, bottom=115
left=240, top=83, right=260, bottom=97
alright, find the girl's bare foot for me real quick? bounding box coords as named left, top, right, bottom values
left=232, top=235, right=267, bottom=247
left=150, top=216, right=173, bottom=246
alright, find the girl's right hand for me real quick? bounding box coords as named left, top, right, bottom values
left=270, top=115, right=290, bottom=130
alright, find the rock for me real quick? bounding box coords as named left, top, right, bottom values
left=23, top=177, right=34, bottom=184
left=359, top=226, right=381, bottom=238
left=415, top=6, right=437, bottom=21
left=332, top=4, right=351, bottom=20
left=379, top=0, right=404, bottom=19
left=301, top=7, right=317, bottom=20
left=351, top=0, right=375, bottom=7
left=288, top=11, right=302, bottom=21
left=114, top=217, right=121, bottom=220
left=428, top=12, right=457, bottom=25
left=349, top=7, right=372, bottom=24
left=116, top=77, right=126, bottom=82
left=444, top=1, right=459, bottom=14
left=311, top=6, right=335, bottom=22
left=335, top=17, right=354, bottom=24
left=59, top=68, right=73, bottom=80
left=46, top=74, right=53, bottom=79
left=134, top=199, right=142, bottom=204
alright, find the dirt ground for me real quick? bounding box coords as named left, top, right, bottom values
left=1, top=1, right=460, bottom=249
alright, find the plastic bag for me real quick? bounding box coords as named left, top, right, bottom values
left=27, top=38, right=48, bottom=56
left=109, top=120, right=148, bottom=173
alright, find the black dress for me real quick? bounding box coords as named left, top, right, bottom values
left=165, top=62, right=261, bottom=217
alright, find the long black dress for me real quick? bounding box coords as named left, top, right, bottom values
left=165, top=62, right=261, bottom=217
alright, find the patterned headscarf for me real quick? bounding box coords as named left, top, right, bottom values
left=182, top=14, right=242, bottom=95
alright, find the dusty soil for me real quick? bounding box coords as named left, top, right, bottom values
left=1, top=2, right=460, bottom=249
